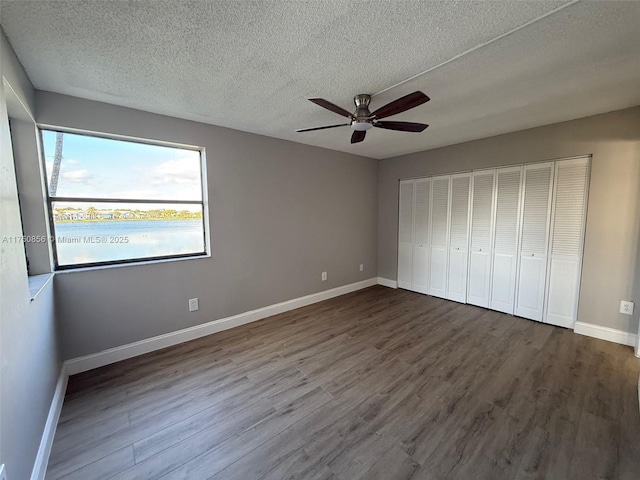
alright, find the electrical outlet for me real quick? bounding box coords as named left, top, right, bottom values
left=359, top=264, right=364, bottom=272
left=620, top=300, right=634, bottom=315
left=188, top=298, right=199, bottom=312
left=321, top=272, right=327, bottom=281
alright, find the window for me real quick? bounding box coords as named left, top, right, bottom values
left=40, top=129, right=207, bottom=268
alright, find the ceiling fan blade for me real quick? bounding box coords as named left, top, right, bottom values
left=370, top=91, right=430, bottom=119
left=374, top=121, right=429, bottom=132
left=351, top=130, right=366, bottom=144
left=295, top=123, right=350, bottom=133
left=309, top=98, right=353, bottom=118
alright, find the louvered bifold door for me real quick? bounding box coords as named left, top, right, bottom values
left=515, top=162, right=554, bottom=321
left=467, top=170, right=496, bottom=308
left=412, top=178, right=431, bottom=294
left=544, top=157, right=590, bottom=328
left=397, top=180, right=414, bottom=290
left=429, top=175, right=450, bottom=298
left=447, top=173, right=471, bottom=303
left=490, top=166, right=523, bottom=314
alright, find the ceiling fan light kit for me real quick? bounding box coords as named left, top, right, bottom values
left=296, top=91, right=430, bottom=144
left=351, top=121, right=373, bottom=131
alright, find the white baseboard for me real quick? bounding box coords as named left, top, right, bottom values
left=64, top=278, right=378, bottom=375
left=574, top=321, right=638, bottom=347
left=377, top=277, right=398, bottom=289
left=31, top=365, right=67, bottom=480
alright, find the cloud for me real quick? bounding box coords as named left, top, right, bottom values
left=126, top=157, right=202, bottom=199
left=67, top=159, right=81, bottom=165
left=61, top=169, right=93, bottom=183
left=141, top=157, right=200, bottom=187
left=50, top=157, right=202, bottom=200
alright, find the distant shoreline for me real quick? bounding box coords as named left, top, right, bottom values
left=55, top=218, right=202, bottom=224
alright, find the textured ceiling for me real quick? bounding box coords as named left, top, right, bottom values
left=1, top=0, right=640, bottom=159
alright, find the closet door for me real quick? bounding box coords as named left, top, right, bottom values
left=467, top=170, right=495, bottom=308
left=429, top=175, right=450, bottom=298
left=412, top=178, right=431, bottom=294
left=515, top=162, right=554, bottom=321
left=490, top=166, right=523, bottom=314
left=544, top=157, right=589, bottom=328
left=397, top=180, right=414, bottom=290
left=447, top=173, right=471, bottom=303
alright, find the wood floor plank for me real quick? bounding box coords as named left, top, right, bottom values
left=126, top=370, right=255, bottom=425
left=478, top=342, right=543, bottom=410
left=110, top=400, right=276, bottom=480
left=569, top=410, right=619, bottom=480
left=60, top=355, right=240, bottom=425
left=241, top=397, right=363, bottom=479
left=356, top=446, right=421, bottom=480
left=453, top=410, right=537, bottom=480
left=255, top=449, right=330, bottom=480
left=55, top=447, right=135, bottom=480
left=301, top=413, right=389, bottom=478
left=411, top=394, right=499, bottom=477
left=157, top=387, right=332, bottom=479
left=46, top=286, right=640, bottom=480
left=132, top=396, right=274, bottom=463
left=514, top=424, right=575, bottom=480
left=617, top=355, right=640, bottom=477
left=207, top=423, right=309, bottom=480
left=366, top=376, right=450, bottom=442
left=51, top=411, right=130, bottom=457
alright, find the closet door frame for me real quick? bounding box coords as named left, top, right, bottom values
left=446, top=172, right=472, bottom=303
left=412, top=177, right=432, bottom=294
left=515, top=161, right=555, bottom=322
left=467, top=168, right=497, bottom=308
left=490, top=165, right=524, bottom=314
left=429, top=174, right=451, bottom=299
left=397, top=179, right=415, bottom=290
left=543, top=155, right=591, bottom=328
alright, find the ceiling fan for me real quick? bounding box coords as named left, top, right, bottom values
left=296, top=91, right=430, bottom=144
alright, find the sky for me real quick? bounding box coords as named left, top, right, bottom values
left=42, top=130, right=203, bottom=209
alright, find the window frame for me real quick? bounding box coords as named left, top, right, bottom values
left=8, top=119, right=32, bottom=273
left=38, top=126, right=209, bottom=270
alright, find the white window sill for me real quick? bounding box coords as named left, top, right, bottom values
left=29, top=272, right=55, bottom=301
left=54, top=252, right=210, bottom=274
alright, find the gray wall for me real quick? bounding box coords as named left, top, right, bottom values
left=378, top=106, right=640, bottom=335
left=0, top=30, right=61, bottom=480
left=36, top=92, right=379, bottom=360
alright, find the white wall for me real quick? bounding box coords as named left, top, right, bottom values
left=378, top=106, right=640, bottom=336
left=36, top=92, right=379, bottom=360
left=0, top=30, right=61, bottom=480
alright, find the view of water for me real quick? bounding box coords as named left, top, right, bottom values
left=54, top=220, right=205, bottom=266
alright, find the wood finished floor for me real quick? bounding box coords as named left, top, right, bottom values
left=47, top=286, right=640, bottom=480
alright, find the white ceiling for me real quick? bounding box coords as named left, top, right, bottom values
left=1, top=0, right=640, bottom=159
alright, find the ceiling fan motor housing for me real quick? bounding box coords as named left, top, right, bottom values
left=352, top=94, right=373, bottom=130
left=297, top=91, right=429, bottom=140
